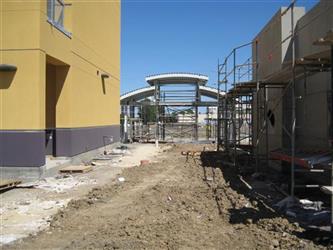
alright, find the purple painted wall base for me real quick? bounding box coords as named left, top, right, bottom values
left=55, top=125, right=120, bottom=157
left=0, top=125, right=120, bottom=167
left=0, top=130, right=45, bottom=167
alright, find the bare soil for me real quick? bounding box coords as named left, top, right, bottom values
left=5, top=144, right=327, bottom=249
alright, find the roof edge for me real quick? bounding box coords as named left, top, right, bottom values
left=145, top=72, right=209, bottom=85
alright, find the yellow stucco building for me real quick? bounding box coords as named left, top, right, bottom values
left=0, top=0, right=120, bottom=167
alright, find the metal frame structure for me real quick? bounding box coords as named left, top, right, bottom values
left=121, top=73, right=223, bottom=144
left=216, top=0, right=333, bottom=237
left=217, top=42, right=255, bottom=166
left=154, top=80, right=202, bottom=144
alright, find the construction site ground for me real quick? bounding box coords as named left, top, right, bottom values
left=2, top=144, right=329, bottom=249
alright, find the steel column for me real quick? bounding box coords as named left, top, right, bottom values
left=155, top=82, right=160, bottom=147
left=255, top=40, right=260, bottom=172
left=264, top=86, right=269, bottom=169
left=290, top=0, right=296, bottom=197
left=217, top=60, right=221, bottom=150
left=331, top=44, right=333, bottom=239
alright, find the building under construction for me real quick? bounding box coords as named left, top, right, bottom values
left=120, top=73, right=223, bottom=144
left=215, top=0, right=332, bottom=237
left=216, top=0, right=332, bottom=192
left=121, top=0, right=333, bottom=237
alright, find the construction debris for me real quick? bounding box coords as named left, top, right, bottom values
left=0, top=198, right=70, bottom=245
left=59, top=165, right=93, bottom=174
left=0, top=179, right=22, bottom=191
left=117, top=177, right=125, bottom=182
left=181, top=151, right=201, bottom=156
left=238, top=175, right=253, bottom=190
left=27, top=176, right=97, bottom=193
left=321, top=186, right=333, bottom=195
left=92, top=156, right=113, bottom=161
left=140, top=160, right=149, bottom=166
left=274, top=196, right=331, bottom=227
left=91, top=161, right=107, bottom=166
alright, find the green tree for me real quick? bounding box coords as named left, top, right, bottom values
left=140, top=99, right=156, bottom=124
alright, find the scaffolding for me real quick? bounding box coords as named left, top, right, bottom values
left=216, top=1, right=333, bottom=237
left=217, top=42, right=255, bottom=167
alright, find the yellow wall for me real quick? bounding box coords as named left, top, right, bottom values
left=66, top=1, right=120, bottom=127
left=0, top=0, right=120, bottom=130
left=0, top=1, right=41, bottom=50
left=0, top=50, right=45, bottom=129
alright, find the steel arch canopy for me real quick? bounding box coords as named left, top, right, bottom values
left=145, top=72, right=209, bottom=86
left=120, top=85, right=225, bottom=104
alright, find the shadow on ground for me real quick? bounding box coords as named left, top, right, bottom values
left=199, top=151, right=332, bottom=246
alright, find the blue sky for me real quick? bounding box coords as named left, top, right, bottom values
left=121, top=0, right=318, bottom=94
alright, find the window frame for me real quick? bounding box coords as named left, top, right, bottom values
left=47, top=0, right=72, bottom=38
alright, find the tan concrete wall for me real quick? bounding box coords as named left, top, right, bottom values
left=252, top=88, right=283, bottom=156
left=292, top=0, right=332, bottom=150
left=296, top=0, right=333, bottom=59
left=252, top=6, right=305, bottom=155
left=252, top=7, right=305, bottom=80
left=252, top=10, right=282, bottom=80
left=252, top=1, right=332, bottom=153
left=294, top=73, right=330, bottom=150
left=266, top=88, right=284, bottom=151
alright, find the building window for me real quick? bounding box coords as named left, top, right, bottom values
left=47, top=0, right=71, bottom=37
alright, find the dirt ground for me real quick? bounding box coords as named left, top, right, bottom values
left=0, top=143, right=160, bottom=245
left=5, top=144, right=328, bottom=249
